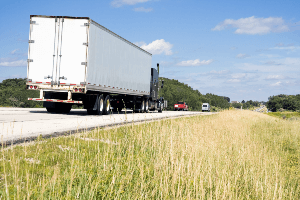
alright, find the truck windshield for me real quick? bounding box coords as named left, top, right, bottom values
left=203, top=105, right=207, bottom=107
left=177, top=102, right=184, bottom=104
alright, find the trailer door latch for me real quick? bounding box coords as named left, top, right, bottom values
left=44, top=75, right=52, bottom=79
left=81, top=62, right=87, bottom=65
left=59, top=76, right=67, bottom=80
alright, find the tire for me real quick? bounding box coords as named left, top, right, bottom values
left=135, top=99, right=145, bottom=113
left=46, top=107, right=56, bottom=113
left=144, top=99, right=149, bottom=113
left=103, top=95, right=111, bottom=115
left=158, top=103, right=163, bottom=113
left=96, top=95, right=104, bottom=115
left=61, top=104, right=72, bottom=113
left=87, top=109, right=96, bottom=115
left=47, top=103, right=71, bottom=114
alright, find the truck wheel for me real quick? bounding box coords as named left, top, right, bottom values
left=158, top=104, right=163, bottom=113
left=87, top=109, right=95, bottom=115
left=96, top=95, right=104, bottom=115
left=144, top=99, right=149, bottom=113
left=61, top=104, right=72, bottom=113
left=46, top=107, right=56, bottom=113
left=140, top=99, right=145, bottom=113
left=103, top=95, right=111, bottom=115
left=135, top=99, right=145, bottom=113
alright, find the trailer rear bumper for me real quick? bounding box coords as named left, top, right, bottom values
left=28, top=98, right=83, bottom=104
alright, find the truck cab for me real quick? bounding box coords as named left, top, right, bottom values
left=202, top=103, right=210, bottom=112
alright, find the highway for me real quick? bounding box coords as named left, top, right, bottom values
left=0, top=107, right=215, bottom=144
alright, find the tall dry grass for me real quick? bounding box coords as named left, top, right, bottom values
left=1, top=110, right=299, bottom=199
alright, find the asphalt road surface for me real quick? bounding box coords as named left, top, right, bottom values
left=0, top=107, right=215, bottom=144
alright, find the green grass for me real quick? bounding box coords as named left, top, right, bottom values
left=1, top=110, right=300, bottom=199
left=267, top=111, right=300, bottom=120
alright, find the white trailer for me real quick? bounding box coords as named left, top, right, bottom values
left=202, top=103, right=210, bottom=112
left=26, top=15, right=166, bottom=114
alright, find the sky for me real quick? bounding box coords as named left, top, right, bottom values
left=0, top=0, right=299, bottom=102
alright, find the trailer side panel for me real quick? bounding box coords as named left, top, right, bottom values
left=86, top=21, right=152, bottom=95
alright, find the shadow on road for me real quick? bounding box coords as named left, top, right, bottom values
left=29, top=109, right=135, bottom=116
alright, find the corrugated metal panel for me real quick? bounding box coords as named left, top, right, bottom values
left=86, top=20, right=152, bottom=95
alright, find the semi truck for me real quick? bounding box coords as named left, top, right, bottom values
left=26, top=15, right=166, bottom=114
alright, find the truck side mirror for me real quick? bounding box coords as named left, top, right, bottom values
left=161, top=80, right=164, bottom=88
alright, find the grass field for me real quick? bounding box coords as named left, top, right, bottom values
left=267, top=111, right=300, bottom=120
left=1, top=110, right=300, bottom=199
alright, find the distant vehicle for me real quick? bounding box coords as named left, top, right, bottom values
left=202, top=103, right=210, bottom=112
left=174, top=101, right=188, bottom=111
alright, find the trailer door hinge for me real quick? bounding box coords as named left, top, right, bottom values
left=81, top=62, right=87, bottom=65
left=84, top=23, right=89, bottom=26
left=83, top=42, right=88, bottom=46
left=28, top=40, right=35, bottom=43
left=27, top=59, right=33, bottom=62
left=30, top=20, right=36, bottom=24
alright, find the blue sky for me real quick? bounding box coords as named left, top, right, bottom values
left=0, top=0, right=299, bottom=101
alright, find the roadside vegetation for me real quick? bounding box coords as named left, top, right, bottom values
left=0, top=78, right=42, bottom=108
left=267, top=111, right=300, bottom=120
left=1, top=110, right=299, bottom=199
left=231, top=100, right=261, bottom=110
left=159, top=77, right=230, bottom=111
left=266, top=94, right=300, bottom=112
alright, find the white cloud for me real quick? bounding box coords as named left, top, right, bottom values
left=133, top=7, right=153, bottom=12
left=0, top=60, right=27, bottom=67
left=111, top=0, right=150, bottom=7
left=140, top=39, right=173, bottom=55
left=265, top=75, right=285, bottom=80
left=231, top=73, right=246, bottom=79
left=134, top=41, right=146, bottom=46
left=209, top=70, right=229, bottom=74
left=271, top=46, right=300, bottom=50
left=212, top=16, right=289, bottom=35
left=10, top=49, right=19, bottom=55
left=236, top=53, right=250, bottom=58
left=227, top=79, right=241, bottom=83
left=270, top=81, right=282, bottom=86
left=177, top=59, right=213, bottom=66
left=259, top=54, right=280, bottom=58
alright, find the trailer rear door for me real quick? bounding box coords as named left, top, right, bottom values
left=28, top=16, right=88, bottom=85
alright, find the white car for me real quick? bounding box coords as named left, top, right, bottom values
left=202, top=103, right=210, bottom=112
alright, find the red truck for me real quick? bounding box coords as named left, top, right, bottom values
left=174, top=101, right=188, bottom=111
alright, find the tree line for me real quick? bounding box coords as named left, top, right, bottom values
left=266, top=94, right=300, bottom=112
left=231, top=100, right=261, bottom=109
left=0, top=78, right=42, bottom=108
left=159, top=78, right=230, bottom=111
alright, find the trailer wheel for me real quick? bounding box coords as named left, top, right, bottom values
left=96, top=95, right=104, bottom=115
left=140, top=99, right=145, bottom=113
left=61, top=104, right=72, bottom=113
left=103, top=95, right=111, bottom=115
left=46, top=107, right=56, bottom=113
left=144, top=99, right=149, bottom=113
